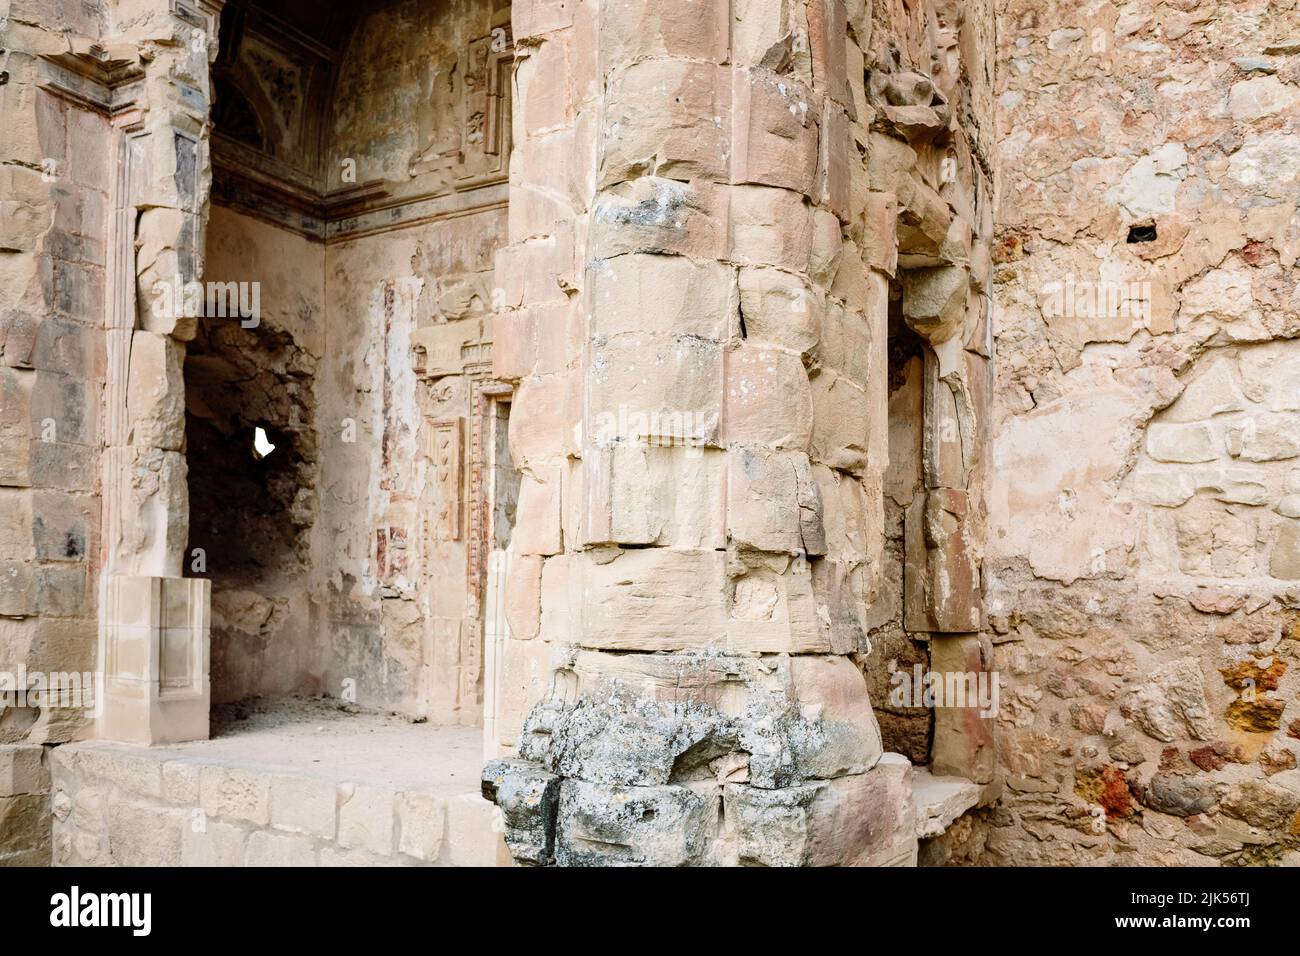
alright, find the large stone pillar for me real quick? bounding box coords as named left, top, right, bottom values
left=484, top=0, right=917, bottom=866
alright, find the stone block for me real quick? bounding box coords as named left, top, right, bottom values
left=902, top=264, right=969, bottom=344
left=180, top=820, right=248, bottom=866
left=504, top=554, right=543, bottom=641
left=1147, top=421, right=1218, bottom=463
left=246, top=830, right=317, bottom=867
left=0, top=744, right=47, bottom=797
left=600, top=0, right=729, bottom=66
left=444, top=792, right=510, bottom=867
left=337, top=782, right=395, bottom=855
left=199, top=765, right=271, bottom=826
left=126, top=330, right=185, bottom=451
left=582, top=443, right=726, bottom=549
left=732, top=69, right=819, bottom=195
left=723, top=343, right=814, bottom=450
left=568, top=548, right=729, bottom=650
left=592, top=253, right=734, bottom=342
left=809, top=368, right=871, bottom=473
left=600, top=60, right=730, bottom=187
left=729, top=185, right=813, bottom=270
left=270, top=774, right=337, bottom=840
left=555, top=779, right=713, bottom=866
left=513, top=466, right=563, bottom=556
left=482, top=758, right=560, bottom=865
left=396, top=791, right=447, bottom=862
left=107, top=802, right=184, bottom=866
left=726, top=447, right=824, bottom=555
left=591, top=178, right=728, bottom=260
left=929, top=634, right=996, bottom=784
left=0, top=793, right=51, bottom=865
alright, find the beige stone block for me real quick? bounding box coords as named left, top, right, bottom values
left=818, top=102, right=851, bottom=220
left=161, top=759, right=201, bottom=804
left=1225, top=415, right=1300, bottom=462
left=1271, top=520, right=1300, bottom=580
left=126, top=330, right=184, bottom=451
left=732, top=0, right=798, bottom=69
left=496, top=636, right=555, bottom=749
left=514, top=0, right=574, bottom=39
left=728, top=562, right=842, bottom=653
left=199, top=765, right=271, bottom=825
left=107, top=802, right=184, bottom=866
left=724, top=343, right=813, bottom=450
left=1162, top=355, right=1246, bottom=422
left=902, top=264, right=969, bottom=344
left=809, top=209, right=844, bottom=286
left=929, top=634, right=996, bottom=784
left=509, top=372, right=581, bottom=465
left=732, top=69, right=819, bottom=195
left=73, top=747, right=163, bottom=799
left=246, top=830, right=317, bottom=867
left=575, top=548, right=730, bottom=650
left=505, top=554, right=543, bottom=641
left=180, top=819, right=247, bottom=866
left=518, top=36, right=571, bottom=137
left=493, top=228, right=575, bottom=310
left=444, top=793, right=510, bottom=867
left=396, top=791, right=447, bottom=862
left=809, top=369, right=870, bottom=473
left=600, top=0, right=729, bottom=66
left=337, top=782, right=395, bottom=855
left=727, top=447, right=825, bottom=554
left=729, top=185, right=812, bottom=270
left=737, top=267, right=820, bottom=353
left=589, top=333, right=723, bottom=439
left=0, top=744, right=47, bottom=797
left=0, top=367, right=34, bottom=487
left=592, top=253, right=734, bottom=341
left=591, top=177, right=728, bottom=260
left=513, top=466, right=563, bottom=556
left=270, top=774, right=337, bottom=839
left=1146, top=422, right=1218, bottom=463
left=584, top=443, right=726, bottom=549
left=601, top=60, right=730, bottom=187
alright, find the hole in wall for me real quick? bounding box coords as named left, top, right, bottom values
left=1127, top=223, right=1157, bottom=243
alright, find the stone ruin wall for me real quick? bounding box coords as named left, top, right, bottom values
left=962, top=0, right=1300, bottom=866
left=3, top=0, right=1300, bottom=869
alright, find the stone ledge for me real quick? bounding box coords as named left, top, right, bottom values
left=911, top=767, right=983, bottom=839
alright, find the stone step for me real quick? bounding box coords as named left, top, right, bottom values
left=48, top=715, right=511, bottom=867
left=911, top=767, right=983, bottom=839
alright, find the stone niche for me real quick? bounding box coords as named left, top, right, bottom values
left=186, top=0, right=514, bottom=725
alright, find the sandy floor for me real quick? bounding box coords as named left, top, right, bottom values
left=140, top=697, right=484, bottom=794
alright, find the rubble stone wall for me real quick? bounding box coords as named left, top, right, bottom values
left=980, top=0, right=1300, bottom=865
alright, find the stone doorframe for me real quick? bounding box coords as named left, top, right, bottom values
left=33, top=1, right=226, bottom=745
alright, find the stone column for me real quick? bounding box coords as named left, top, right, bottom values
left=96, top=0, right=222, bottom=744
left=484, top=0, right=917, bottom=866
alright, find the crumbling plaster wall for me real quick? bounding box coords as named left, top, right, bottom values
left=981, top=0, right=1300, bottom=865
